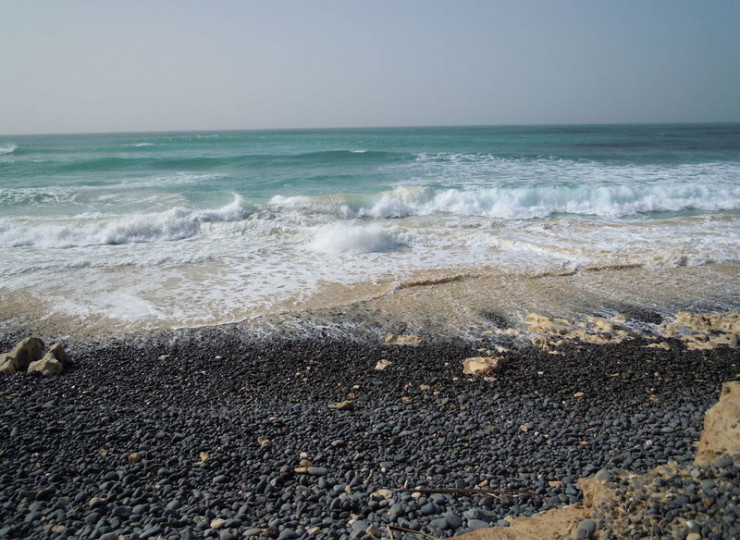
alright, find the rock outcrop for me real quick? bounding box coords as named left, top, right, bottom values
left=0, top=338, right=71, bottom=376
left=0, top=337, right=45, bottom=374
left=694, top=381, right=740, bottom=465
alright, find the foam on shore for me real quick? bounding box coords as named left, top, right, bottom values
left=1, top=260, right=738, bottom=344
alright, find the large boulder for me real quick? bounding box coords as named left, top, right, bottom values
left=27, top=343, right=71, bottom=376
left=27, top=354, right=65, bottom=376
left=47, top=343, right=72, bottom=367
left=0, top=337, right=45, bottom=374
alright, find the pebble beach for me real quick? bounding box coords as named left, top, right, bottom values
left=1, top=305, right=739, bottom=539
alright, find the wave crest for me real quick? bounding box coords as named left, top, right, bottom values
left=0, top=143, right=17, bottom=155
left=0, top=195, right=251, bottom=248
left=271, top=182, right=740, bottom=220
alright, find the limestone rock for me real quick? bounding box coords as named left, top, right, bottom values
left=0, top=355, right=15, bottom=374
left=453, top=505, right=585, bottom=539
left=0, top=337, right=45, bottom=374
left=374, top=359, right=393, bottom=370
left=27, top=354, right=65, bottom=376
left=462, top=356, right=504, bottom=376
left=47, top=343, right=72, bottom=366
left=694, top=381, right=740, bottom=465
left=328, top=400, right=354, bottom=411
left=385, top=333, right=422, bottom=346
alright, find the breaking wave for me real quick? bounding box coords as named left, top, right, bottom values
left=0, top=195, right=251, bottom=248
left=271, top=181, right=740, bottom=220
left=0, top=143, right=17, bottom=155
left=308, top=223, right=408, bottom=253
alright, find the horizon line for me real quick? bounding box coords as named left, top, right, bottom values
left=2, top=120, right=739, bottom=138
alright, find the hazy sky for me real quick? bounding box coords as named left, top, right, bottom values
left=2, top=0, right=739, bottom=134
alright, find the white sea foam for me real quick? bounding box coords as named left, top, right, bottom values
left=271, top=180, right=740, bottom=220
left=0, top=143, right=17, bottom=155
left=0, top=195, right=251, bottom=248
left=308, top=223, right=408, bottom=253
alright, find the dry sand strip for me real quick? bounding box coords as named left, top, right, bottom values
left=0, top=322, right=738, bottom=540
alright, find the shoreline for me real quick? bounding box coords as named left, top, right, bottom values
left=1, top=261, right=738, bottom=344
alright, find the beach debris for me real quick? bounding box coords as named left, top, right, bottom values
left=375, top=358, right=393, bottom=370
left=328, top=400, right=355, bottom=411
left=385, top=333, right=423, bottom=346
left=462, top=356, right=504, bottom=376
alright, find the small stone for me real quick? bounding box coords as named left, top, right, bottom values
left=257, top=437, right=272, bottom=448
left=88, top=497, right=106, bottom=508
left=429, top=518, right=449, bottom=531
left=576, top=519, right=597, bottom=539
left=210, top=518, right=227, bottom=529
left=686, top=534, right=701, bottom=540
left=573, top=392, right=585, bottom=398
left=374, top=359, right=392, bottom=371
left=307, top=467, right=328, bottom=476
left=365, top=524, right=383, bottom=538
left=328, top=401, right=354, bottom=411
left=462, top=356, right=504, bottom=376
left=712, top=455, right=734, bottom=468
left=35, top=487, right=56, bottom=501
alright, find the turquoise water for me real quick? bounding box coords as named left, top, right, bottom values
left=1, top=124, right=739, bottom=327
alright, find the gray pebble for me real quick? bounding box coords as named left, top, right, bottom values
left=577, top=519, right=597, bottom=539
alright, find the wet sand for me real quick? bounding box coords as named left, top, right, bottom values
left=1, top=262, right=738, bottom=342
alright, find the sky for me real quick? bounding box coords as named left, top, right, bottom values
left=1, top=0, right=739, bottom=134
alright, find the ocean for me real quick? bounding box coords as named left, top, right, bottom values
left=1, top=124, right=739, bottom=333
